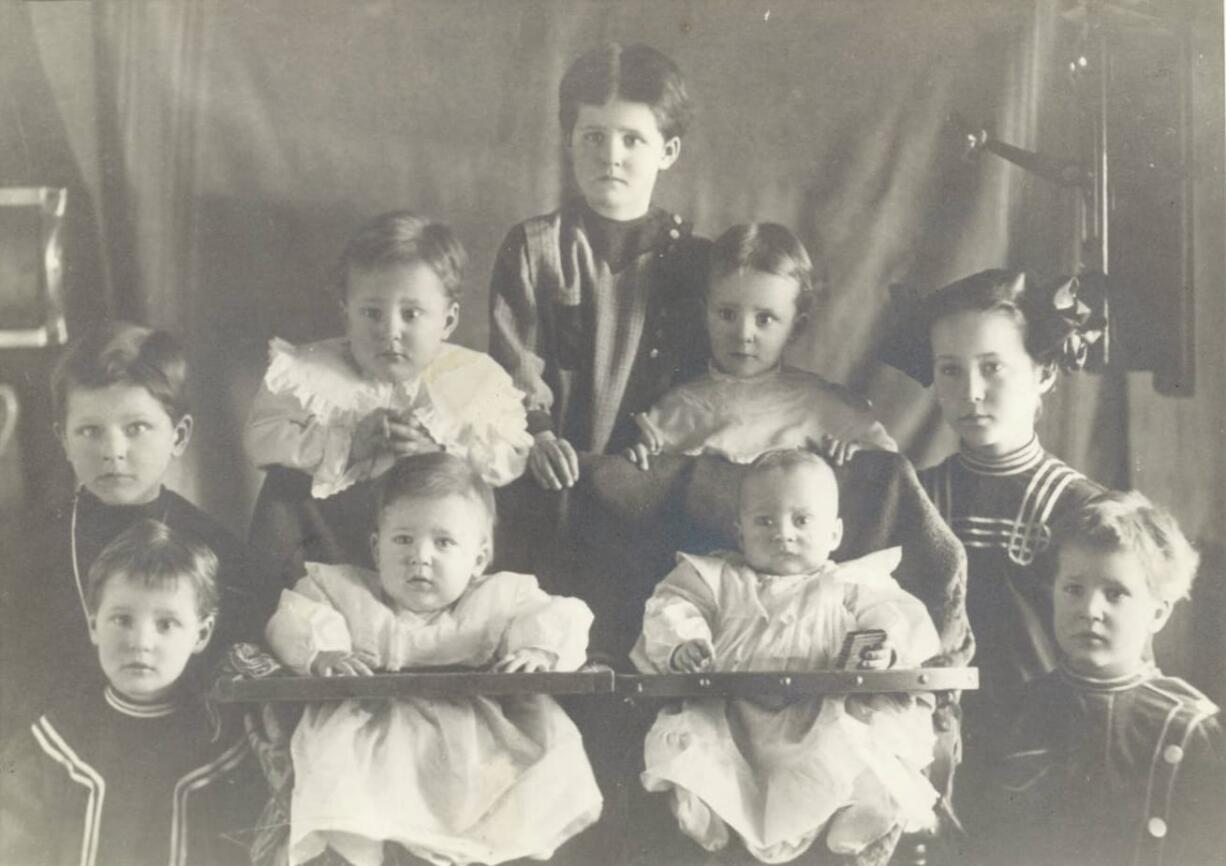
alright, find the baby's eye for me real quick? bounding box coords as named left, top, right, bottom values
left=435, top=536, right=456, bottom=549
left=755, top=312, right=777, bottom=327
left=582, top=130, right=604, bottom=146
left=75, top=425, right=101, bottom=439
left=400, top=308, right=422, bottom=323
left=622, top=133, right=642, bottom=148
left=1060, top=583, right=1083, bottom=597
left=125, top=421, right=152, bottom=436
left=936, top=363, right=962, bottom=378
left=1104, top=588, right=1127, bottom=602
left=718, top=308, right=737, bottom=323
left=981, top=361, right=1003, bottom=376
left=794, top=515, right=810, bottom=527
left=111, top=613, right=132, bottom=627
left=754, top=516, right=773, bottom=527
left=361, top=307, right=382, bottom=322
left=391, top=533, right=413, bottom=545
left=157, top=617, right=181, bottom=633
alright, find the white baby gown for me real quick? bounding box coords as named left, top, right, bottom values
left=266, top=563, right=603, bottom=866
left=635, top=365, right=897, bottom=464
left=245, top=337, right=533, bottom=496
left=631, top=548, right=941, bottom=863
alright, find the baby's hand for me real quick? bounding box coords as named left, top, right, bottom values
left=670, top=640, right=713, bottom=673
left=856, top=638, right=896, bottom=671
left=384, top=412, right=443, bottom=457
left=811, top=434, right=865, bottom=466
left=528, top=431, right=580, bottom=490
left=310, top=650, right=376, bottom=677
left=494, top=647, right=558, bottom=673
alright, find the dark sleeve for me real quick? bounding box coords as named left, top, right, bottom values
left=838, top=451, right=973, bottom=669
left=0, top=728, right=54, bottom=866
left=488, top=223, right=555, bottom=436
left=1167, top=714, right=1226, bottom=866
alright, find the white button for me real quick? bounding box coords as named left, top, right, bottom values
left=1147, top=817, right=1167, bottom=838
left=672, top=213, right=683, bottom=224
left=1163, top=744, right=1184, bottom=764
left=649, top=348, right=660, bottom=359
left=668, top=228, right=681, bottom=239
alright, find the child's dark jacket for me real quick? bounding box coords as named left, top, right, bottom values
left=0, top=487, right=282, bottom=738
left=0, top=686, right=266, bottom=866
left=490, top=199, right=710, bottom=455
left=980, top=665, right=1225, bottom=866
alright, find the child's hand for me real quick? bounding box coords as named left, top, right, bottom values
left=856, top=638, right=896, bottom=671
left=813, top=434, right=866, bottom=466
left=528, top=431, right=580, bottom=490
left=384, top=412, right=443, bottom=457
left=625, top=414, right=663, bottom=471
left=310, top=650, right=376, bottom=677
left=349, top=409, right=391, bottom=468
left=494, top=647, right=558, bottom=673
left=670, top=640, right=713, bottom=673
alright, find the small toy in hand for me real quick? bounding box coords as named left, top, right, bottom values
left=836, top=628, right=890, bottom=670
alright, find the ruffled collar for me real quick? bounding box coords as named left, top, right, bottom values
left=958, top=435, right=1045, bottom=475
left=105, top=685, right=178, bottom=718
left=707, top=361, right=784, bottom=386
left=1056, top=662, right=1157, bottom=693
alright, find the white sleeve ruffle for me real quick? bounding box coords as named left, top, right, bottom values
left=413, top=347, right=533, bottom=487
left=631, top=556, right=720, bottom=673
left=245, top=338, right=400, bottom=498
left=265, top=579, right=353, bottom=675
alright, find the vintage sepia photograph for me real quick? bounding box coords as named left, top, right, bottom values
left=1, top=1, right=1223, bottom=864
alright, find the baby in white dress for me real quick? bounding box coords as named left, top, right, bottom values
left=246, top=211, right=532, bottom=497
left=626, top=223, right=894, bottom=470
left=632, top=450, right=941, bottom=863
left=265, top=452, right=602, bottom=866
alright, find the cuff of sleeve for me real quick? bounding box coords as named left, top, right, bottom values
left=526, top=410, right=554, bottom=436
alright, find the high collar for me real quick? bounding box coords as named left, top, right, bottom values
left=104, top=684, right=178, bottom=718
left=957, top=435, right=1045, bottom=476
left=576, top=199, right=677, bottom=271
left=1056, top=661, right=1157, bottom=693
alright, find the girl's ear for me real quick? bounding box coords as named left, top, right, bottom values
left=1037, top=361, right=1059, bottom=395
left=659, top=137, right=681, bottom=171
left=171, top=414, right=194, bottom=456
left=443, top=302, right=460, bottom=339
left=88, top=615, right=100, bottom=646
left=1149, top=597, right=1174, bottom=635
left=192, top=615, right=216, bottom=655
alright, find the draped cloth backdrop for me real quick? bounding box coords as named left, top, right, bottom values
left=3, top=0, right=1222, bottom=696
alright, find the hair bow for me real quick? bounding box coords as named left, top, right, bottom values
left=1039, top=275, right=1105, bottom=371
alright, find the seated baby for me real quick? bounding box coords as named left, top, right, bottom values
left=265, top=453, right=601, bottom=866
left=632, top=449, right=941, bottom=864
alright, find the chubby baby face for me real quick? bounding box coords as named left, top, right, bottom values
left=372, top=492, right=490, bottom=614
left=737, top=459, right=843, bottom=575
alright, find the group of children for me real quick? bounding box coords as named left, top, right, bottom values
left=0, top=40, right=1221, bottom=866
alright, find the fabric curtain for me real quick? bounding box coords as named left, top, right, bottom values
left=7, top=0, right=1222, bottom=694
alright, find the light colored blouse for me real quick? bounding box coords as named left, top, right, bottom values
left=245, top=337, right=532, bottom=496
left=636, top=365, right=897, bottom=464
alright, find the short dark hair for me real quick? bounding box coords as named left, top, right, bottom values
left=709, top=223, right=822, bottom=324
left=374, top=453, right=497, bottom=539
left=86, top=519, right=220, bottom=619
left=51, top=321, right=189, bottom=425
left=333, top=211, right=467, bottom=304
left=1053, top=490, right=1200, bottom=603
left=558, top=43, right=692, bottom=141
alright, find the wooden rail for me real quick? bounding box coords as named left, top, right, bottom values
left=212, top=668, right=977, bottom=703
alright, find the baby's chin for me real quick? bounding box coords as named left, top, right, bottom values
left=745, top=553, right=827, bottom=576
